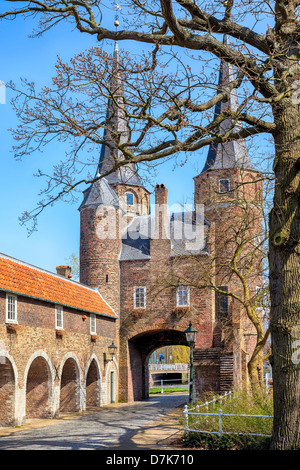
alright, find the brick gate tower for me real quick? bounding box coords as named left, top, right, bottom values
left=193, top=35, right=264, bottom=392
left=79, top=37, right=264, bottom=403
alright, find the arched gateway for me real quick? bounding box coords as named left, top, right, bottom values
left=127, top=329, right=188, bottom=401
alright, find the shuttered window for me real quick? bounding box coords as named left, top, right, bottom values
left=216, top=286, right=228, bottom=319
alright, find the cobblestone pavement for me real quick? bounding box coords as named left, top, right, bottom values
left=0, top=393, right=188, bottom=450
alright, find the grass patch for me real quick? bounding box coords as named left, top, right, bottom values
left=182, top=389, right=273, bottom=450
left=182, top=432, right=271, bottom=450
left=149, top=387, right=189, bottom=394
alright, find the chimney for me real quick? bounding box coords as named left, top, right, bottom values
left=56, top=265, right=72, bottom=279
left=154, top=184, right=168, bottom=240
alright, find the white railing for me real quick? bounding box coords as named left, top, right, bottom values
left=190, top=391, right=232, bottom=412
left=150, top=378, right=189, bottom=394
left=149, top=363, right=189, bottom=371
left=183, top=392, right=273, bottom=438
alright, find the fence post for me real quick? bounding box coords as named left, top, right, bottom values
left=161, top=380, right=164, bottom=394
left=183, top=405, right=189, bottom=434
left=218, top=409, right=223, bottom=437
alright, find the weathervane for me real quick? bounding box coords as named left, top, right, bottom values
left=114, top=3, right=121, bottom=28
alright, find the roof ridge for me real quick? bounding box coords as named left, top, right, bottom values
left=0, top=251, right=98, bottom=293
left=0, top=252, right=117, bottom=319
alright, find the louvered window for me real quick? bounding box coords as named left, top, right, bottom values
left=216, top=286, right=228, bottom=319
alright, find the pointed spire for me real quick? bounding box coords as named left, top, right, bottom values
left=78, top=175, right=122, bottom=212
left=200, top=35, right=253, bottom=174
left=97, top=41, right=143, bottom=187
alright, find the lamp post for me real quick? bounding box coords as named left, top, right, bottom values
left=104, top=341, right=118, bottom=365
left=184, top=322, right=198, bottom=404
left=108, top=341, right=118, bottom=359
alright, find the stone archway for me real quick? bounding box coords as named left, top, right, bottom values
left=0, top=356, right=16, bottom=426
left=60, top=357, right=80, bottom=413
left=127, top=329, right=188, bottom=401
left=26, top=356, right=52, bottom=419
left=85, top=358, right=101, bottom=409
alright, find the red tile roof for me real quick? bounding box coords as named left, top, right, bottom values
left=0, top=253, right=117, bottom=319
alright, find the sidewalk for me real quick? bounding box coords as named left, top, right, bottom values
left=132, top=409, right=184, bottom=450
left=0, top=394, right=187, bottom=450
left=114, top=404, right=185, bottom=450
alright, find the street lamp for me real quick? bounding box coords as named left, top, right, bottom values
left=184, top=322, right=198, bottom=404
left=104, top=341, right=118, bottom=364
left=108, top=341, right=118, bottom=358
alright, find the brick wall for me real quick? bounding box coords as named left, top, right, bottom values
left=0, top=290, right=118, bottom=425
left=118, top=250, right=217, bottom=401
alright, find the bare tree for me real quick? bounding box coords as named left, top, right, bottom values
left=1, top=0, right=300, bottom=449
left=149, top=169, right=271, bottom=395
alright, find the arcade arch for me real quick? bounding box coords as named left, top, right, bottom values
left=59, top=355, right=81, bottom=413
left=0, top=355, right=16, bottom=426
left=25, top=352, right=53, bottom=420
left=85, top=357, right=101, bottom=409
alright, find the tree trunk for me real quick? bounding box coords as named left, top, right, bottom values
left=269, top=99, right=300, bottom=450
left=247, top=346, right=264, bottom=396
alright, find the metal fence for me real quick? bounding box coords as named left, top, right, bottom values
left=150, top=378, right=189, bottom=394
left=149, top=363, right=189, bottom=371
left=183, top=392, right=273, bottom=438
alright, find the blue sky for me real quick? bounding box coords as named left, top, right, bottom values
left=0, top=13, right=203, bottom=274
left=0, top=10, right=272, bottom=275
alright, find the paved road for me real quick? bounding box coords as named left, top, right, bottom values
left=0, top=393, right=188, bottom=450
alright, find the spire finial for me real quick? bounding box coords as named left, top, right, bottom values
left=223, top=34, right=229, bottom=45
left=114, top=3, right=121, bottom=28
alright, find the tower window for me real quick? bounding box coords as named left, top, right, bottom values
left=215, top=286, right=228, bottom=320
left=219, top=178, right=230, bottom=193
left=134, top=287, right=146, bottom=309
left=126, top=192, right=134, bottom=206
left=176, top=286, right=190, bottom=307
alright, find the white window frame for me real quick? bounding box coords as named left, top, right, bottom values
left=176, top=286, right=190, bottom=307
left=55, top=305, right=64, bottom=330
left=6, top=294, right=18, bottom=324
left=134, top=287, right=146, bottom=309
left=90, top=314, right=97, bottom=335
left=219, top=178, right=230, bottom=193
left=125, top=192, right=134, bottom=206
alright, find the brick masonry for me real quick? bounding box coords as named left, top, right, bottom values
left=0, top=290, right=118, bottom=426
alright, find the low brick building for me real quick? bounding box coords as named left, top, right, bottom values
left=0, top=254, right=118, bottom=426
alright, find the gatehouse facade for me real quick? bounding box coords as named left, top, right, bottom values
left=0, top=36, right=265, bottom=425
left=79, top=37, right=264, bottom=403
